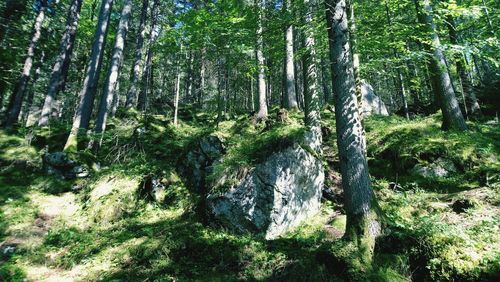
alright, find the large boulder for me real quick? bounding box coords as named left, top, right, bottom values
left=207, top=144, right=324, bottom=239
left=178, top=135, right=225, bottom=193
left=361, top=82, right=389, bottom=116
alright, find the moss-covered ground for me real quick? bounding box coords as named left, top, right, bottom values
left=0, top=109, right=498, bottom=281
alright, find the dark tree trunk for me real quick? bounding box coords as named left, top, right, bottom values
left=325, top=0, right=380, bottom=266
left=414, top=0, right=467, bottom=131
left=64, top=0, right=114, bottom=151
left=4, top=2, right=47, bottom=128
left=137, top=0, right=159, bottom=112
left=125, top=0, right=149, bottom=108
left=302, top=0, right=322, bottom=153
left=446, top=15, right=480, bottom=115
left=94, top=0, right=133, bottom=140
left=38, top=0, right=83, bottom=126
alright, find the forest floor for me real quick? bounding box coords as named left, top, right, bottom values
left=0, top=109, right=499, bottom=281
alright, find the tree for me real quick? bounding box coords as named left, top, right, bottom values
left=4, top=0, right=48, bottom=128
left=93, top=0, right=133, bottom=144
left=125, top=0, right=149, bottom=109
left=38, top=0, right=84, bottom=126
left=302, top=0, right=322, bottom=153
left=64, top=0, right=114, bottom=151
left=325, top=0, right=381, bottom=266
left=446, top=14, right=480, bottom=116
left=137, top=0, right=160, bottom=112
left=414, top=0, right=467, bottom=131
left=283, top=0, right=298, bottom=110
left=255, top=0, right=268, bottom=120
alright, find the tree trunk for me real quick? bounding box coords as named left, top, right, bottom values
left=302, top=0, right=322, bottom=153
left=414, top=0, right=467, bottom=131
left=64, top=0, right=114, bottom=151
left=125, top=0, right=149, bottom=108
left=137, top=0, right=159, bottom=112
left=38, top=0, right=83, bottom=126
left=283, top=0, right=298, bottom=110
left=446, top=15, right=480, bottom=115
left=384, top=2, right=409, bottom=120
left=325, top=0, right=380, bottom=267
left=24, top=51, right=45, bottom=126
left=174, top=66, right=181, bottom=126
left=255, top=0, right=268, bottom=120
left=4, top=3, right=46, bottom=128
left=348, top=1, right=362, bottom=112
left=93, top=0, right=132, bottom=141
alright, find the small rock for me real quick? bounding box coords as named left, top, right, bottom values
left=411, top=158, right=457, bottom=178
left=452, top=199, right=475, bottom=213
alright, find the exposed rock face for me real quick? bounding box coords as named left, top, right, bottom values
left=207, top=144, right=324, bottom=239
left=411, top=158, right=457, bottom=178
left=178, top=135, right=225, bottom=193
left=361, top=82, right=389, bottom=116
left=43, top=152, right=88, bottom=179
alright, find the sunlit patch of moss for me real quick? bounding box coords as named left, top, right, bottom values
left=0, top=130, right=38, bottom=161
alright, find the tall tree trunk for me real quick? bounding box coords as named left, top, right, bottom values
left=38, top=0, right=83, bottom=126
left=0, top=0, right=28, bottom=109
left=348, top=0, right=362, bottom=112
left=303, top=0, right=322, bottom=153
left=446, top=15, right=480, bottom=115
left=93, top=0, right=132, bottom=142
left=414, top=0, right=467, bottom=131
left=384, top=2, right=409, bottom=120
left=137, top=0, right=159, bottom=112
left=64, top=0, right=114, bottom=151
left=4, top=2, right=46, bottom=128
left=255, top=0, right=268, bottom=120
left=125, top=0, right=149, bottom=108
left=283, top=0, right=298, bottom=110
left=173, top=65, right=181, bottom=126
left=24, top=51, right=45, bottom=126
left=325, top=0, right=380, bottom=266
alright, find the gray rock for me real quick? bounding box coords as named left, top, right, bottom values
left=361, top=82, right=389, bottom=116
left=178, top=135, right=225, bottom=193
left=411, top=158, right=457, bottom=178
left=207, top=144, right=324, bottom=239
left=43, top=152, right=88, bottom=179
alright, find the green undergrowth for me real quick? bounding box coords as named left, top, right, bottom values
left=1, top=110, right=499, bottom=281
left=364, top=113, right=499, bottom=192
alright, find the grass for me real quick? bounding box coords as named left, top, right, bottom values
left=0, top=110, right=499, bottom=281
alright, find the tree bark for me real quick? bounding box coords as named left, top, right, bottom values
left=384, top=2, right=409, bottom=120
left=302, top=0, right=322, bottom=153
left=255, top=0, right=268, bottom=120
left=93, top=0, right=132, bottom=140
left=325, top=0, right=380, bottom=266
left=38, top=0, right=83, bottom=126
left=4, top=2, right=46, bottom=128
left=414, top=0, right=467, bottom=131
left=283, top=0, right=298, bottom=110
left=125, top=0, right=149, bottom=108
left=137, top=0, right=159, bottom=112
left=64, top=0, right=114, bottom=151
left=446, top=15, right=480, bottom=115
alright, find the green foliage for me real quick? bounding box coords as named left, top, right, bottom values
left=365, top=114, right=500, bottom=191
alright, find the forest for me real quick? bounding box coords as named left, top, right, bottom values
left=0, top=0, right=498, bottom=281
